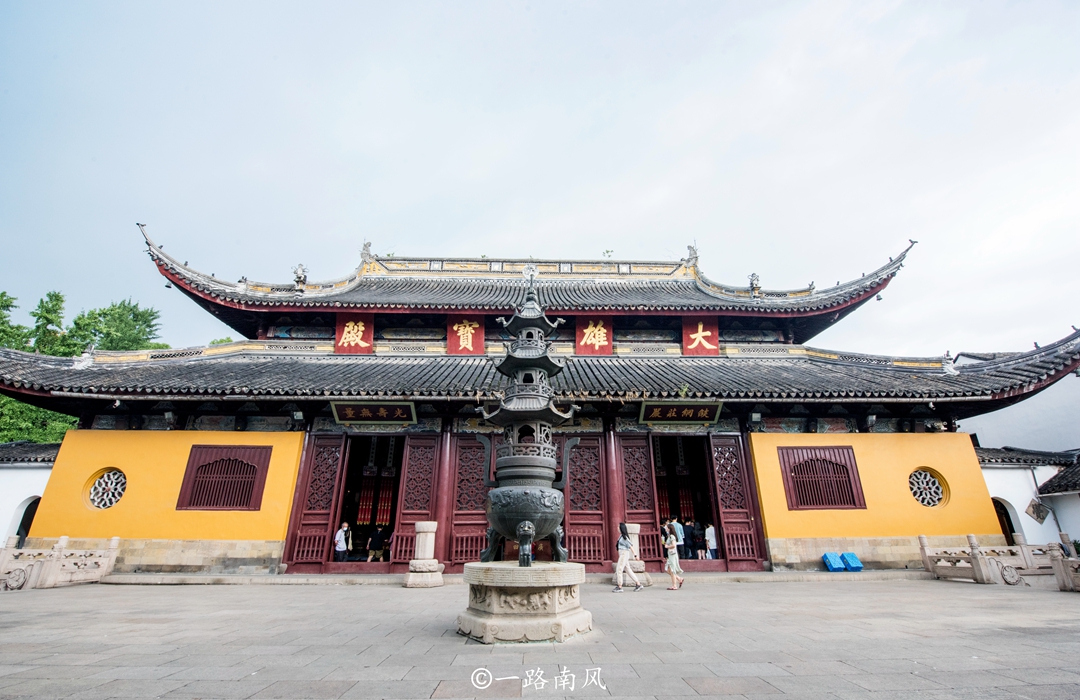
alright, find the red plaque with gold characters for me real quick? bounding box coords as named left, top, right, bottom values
left=575, top=316, right=613, bottom=355
left=639, top=402, right=722, bottom=424
left=446, top=315, right=485, bottom=355
left=681, top=317, right=720, bottom=356
left=332, top=402, right=416, bottom=425
left=335, top=313, right=374, bottom=354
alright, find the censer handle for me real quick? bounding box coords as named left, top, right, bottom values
left=476, top=434, right=497, bottom=488
left=553, top=437, right=580, bottom=490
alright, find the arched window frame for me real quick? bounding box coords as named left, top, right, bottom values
left=176, top=445, right=273, bottom=511
left=777, top=446, right=866, bottom=510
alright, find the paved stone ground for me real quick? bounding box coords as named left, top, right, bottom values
left=1, top=579, right=1079, bottom=699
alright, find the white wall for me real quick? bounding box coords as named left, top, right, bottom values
left=1046, top=493, right=1080, bottom=544
left=1, top=467, right=52, bottom=539
left=980, top=465, right=1063, bottom=545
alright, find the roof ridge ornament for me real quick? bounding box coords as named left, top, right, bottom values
left=292, top=264, right=308, bottom=291
left=683, top=245, right=699, bottom=269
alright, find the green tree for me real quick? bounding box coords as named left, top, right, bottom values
left=0, top=292, right=29, bottom=349
left=73, top=299, right=169, bottom=352
left=209, top=337, right=234, bottom=345
left=0, top=291, right=170, bottom=443
left=0, top=397, right=74, bottom=443
left=28, top=291, right=81, bottom=356
left=1, top=292, right=77, bottom=442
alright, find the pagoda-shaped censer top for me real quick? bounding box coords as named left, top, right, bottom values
left=476, top=265, right=579, bottom=566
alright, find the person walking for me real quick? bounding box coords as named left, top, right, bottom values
left=664, top=522, right=685, bottom=590
left=613, top=523, right=644, bottom=592
left=705, top=523, right=718, bottom=560
left=367, top=525, right=386, bottom=562
left=333, top=522, right=350, bottom=562
left=693, top=520, right=707, bottom=559
left=673, top=518, right=686, bottom=559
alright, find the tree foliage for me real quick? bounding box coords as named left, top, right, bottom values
left=0, top=291, right=170, bottom=442
left=0, top=292, right=29, bottom=349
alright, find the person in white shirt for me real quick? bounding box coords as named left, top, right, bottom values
left=705, top=523, right=718, bottom=560
left=613, top=523, right=644, bottom=592
left=333, top=522, right=350, bottom=562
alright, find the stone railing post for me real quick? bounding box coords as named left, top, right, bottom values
left=32, top=536, right=69, bottom=589
left=0, top=537, right=15, bottom=580
left=1059, top=532, right=1077, bottom=559
left=104, top=537, right=121, bottom=576
left=918, top=535, right=933, bottom=576
left=968, top=534, right=997, bottom=585
left=1049, top=547, right=1075, bottom=592
left=403, top=521, right=444, bottom=588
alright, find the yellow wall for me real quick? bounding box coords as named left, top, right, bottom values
left=749, top=433, right=1000, bottom=539
left=30, top=431, right=305, bottom=541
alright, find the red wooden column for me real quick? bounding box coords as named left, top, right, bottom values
left=431, top=418, right=456, bottom=563
left=602, top=419, right=627, bottom=563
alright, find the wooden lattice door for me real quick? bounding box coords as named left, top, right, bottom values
left=287, top=434, right=348, bottom=566
left=450, top=434, right=493, bottom=564
left=564, top=436, right=606, bottom=564
left=707, top=435, right=765, bottom=569
left=390, top=435, right=439, bottom=563
left=619, top=435, right=662, bottom=562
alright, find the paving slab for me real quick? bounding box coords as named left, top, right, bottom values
left=1, top=578, right=1079, bottom=699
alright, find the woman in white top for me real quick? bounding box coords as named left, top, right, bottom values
left=705, top=523, right=718, bottom=560
left=664, top=522, right=685, bottom=590
left=613, top=523, right=644, bottom=592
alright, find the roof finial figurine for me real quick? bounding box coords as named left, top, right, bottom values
left=522, top=263, right=539, bottom=288
left=684, top=245, right=699, bottom=269
left=360, top=241, right=373, bottom=265
left=293, top=264, right=308, bottom=289
left=748, top=273, right=761, bottom=298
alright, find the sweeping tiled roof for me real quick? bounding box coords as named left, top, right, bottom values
left=1040, top=465, right=1080, bottom=495
left=2, top=328, right=1078, bottom=418
left=0, top=441, right=60, bottom=464
left=143, top=229, right=914, bottom=342
left=976, top=446, right=1080, bottom=467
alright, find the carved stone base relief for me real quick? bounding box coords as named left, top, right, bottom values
left=457, top=562, right=593, bottom=643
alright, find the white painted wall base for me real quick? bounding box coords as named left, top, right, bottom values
left=1, top=467, right=52, bottom=539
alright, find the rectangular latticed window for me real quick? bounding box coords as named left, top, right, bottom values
left=176, top=445, right=273, bottom=510
left=777, top=446, right=866, bottom=510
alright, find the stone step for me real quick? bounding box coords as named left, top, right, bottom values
left=101, top=569, right=933, bottom=586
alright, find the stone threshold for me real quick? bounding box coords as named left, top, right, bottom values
left=101, top=569, right=933, bottom=586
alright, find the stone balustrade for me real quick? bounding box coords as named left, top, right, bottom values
left=919, top=533, right=1072, bottom=586
left=1049, top=548, right=1080, bottom=592
left=0, top=535, right=120, bottom=591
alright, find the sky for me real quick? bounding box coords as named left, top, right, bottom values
left=1, top=1, right=1078, bottom=448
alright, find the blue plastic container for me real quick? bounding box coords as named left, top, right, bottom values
left=840, top=552, right=863, bottom=572
left=822, top=552, right=845, bottom=571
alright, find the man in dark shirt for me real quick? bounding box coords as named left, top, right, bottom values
left=367, top=526, right=386, bottom=562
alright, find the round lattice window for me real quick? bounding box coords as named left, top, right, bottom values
left=88, top=469, right=127, bottom=509
left=909, top=469, right=945, bottom=507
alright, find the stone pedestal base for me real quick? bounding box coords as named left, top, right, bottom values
left=457, top=562, right=593, bottom=643
left=403, top=559, right=444, bottom=588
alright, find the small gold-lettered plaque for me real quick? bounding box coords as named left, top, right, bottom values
left=638, top=401, right=722, bottom=425
left=331, top=402, right=417, bottom=425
